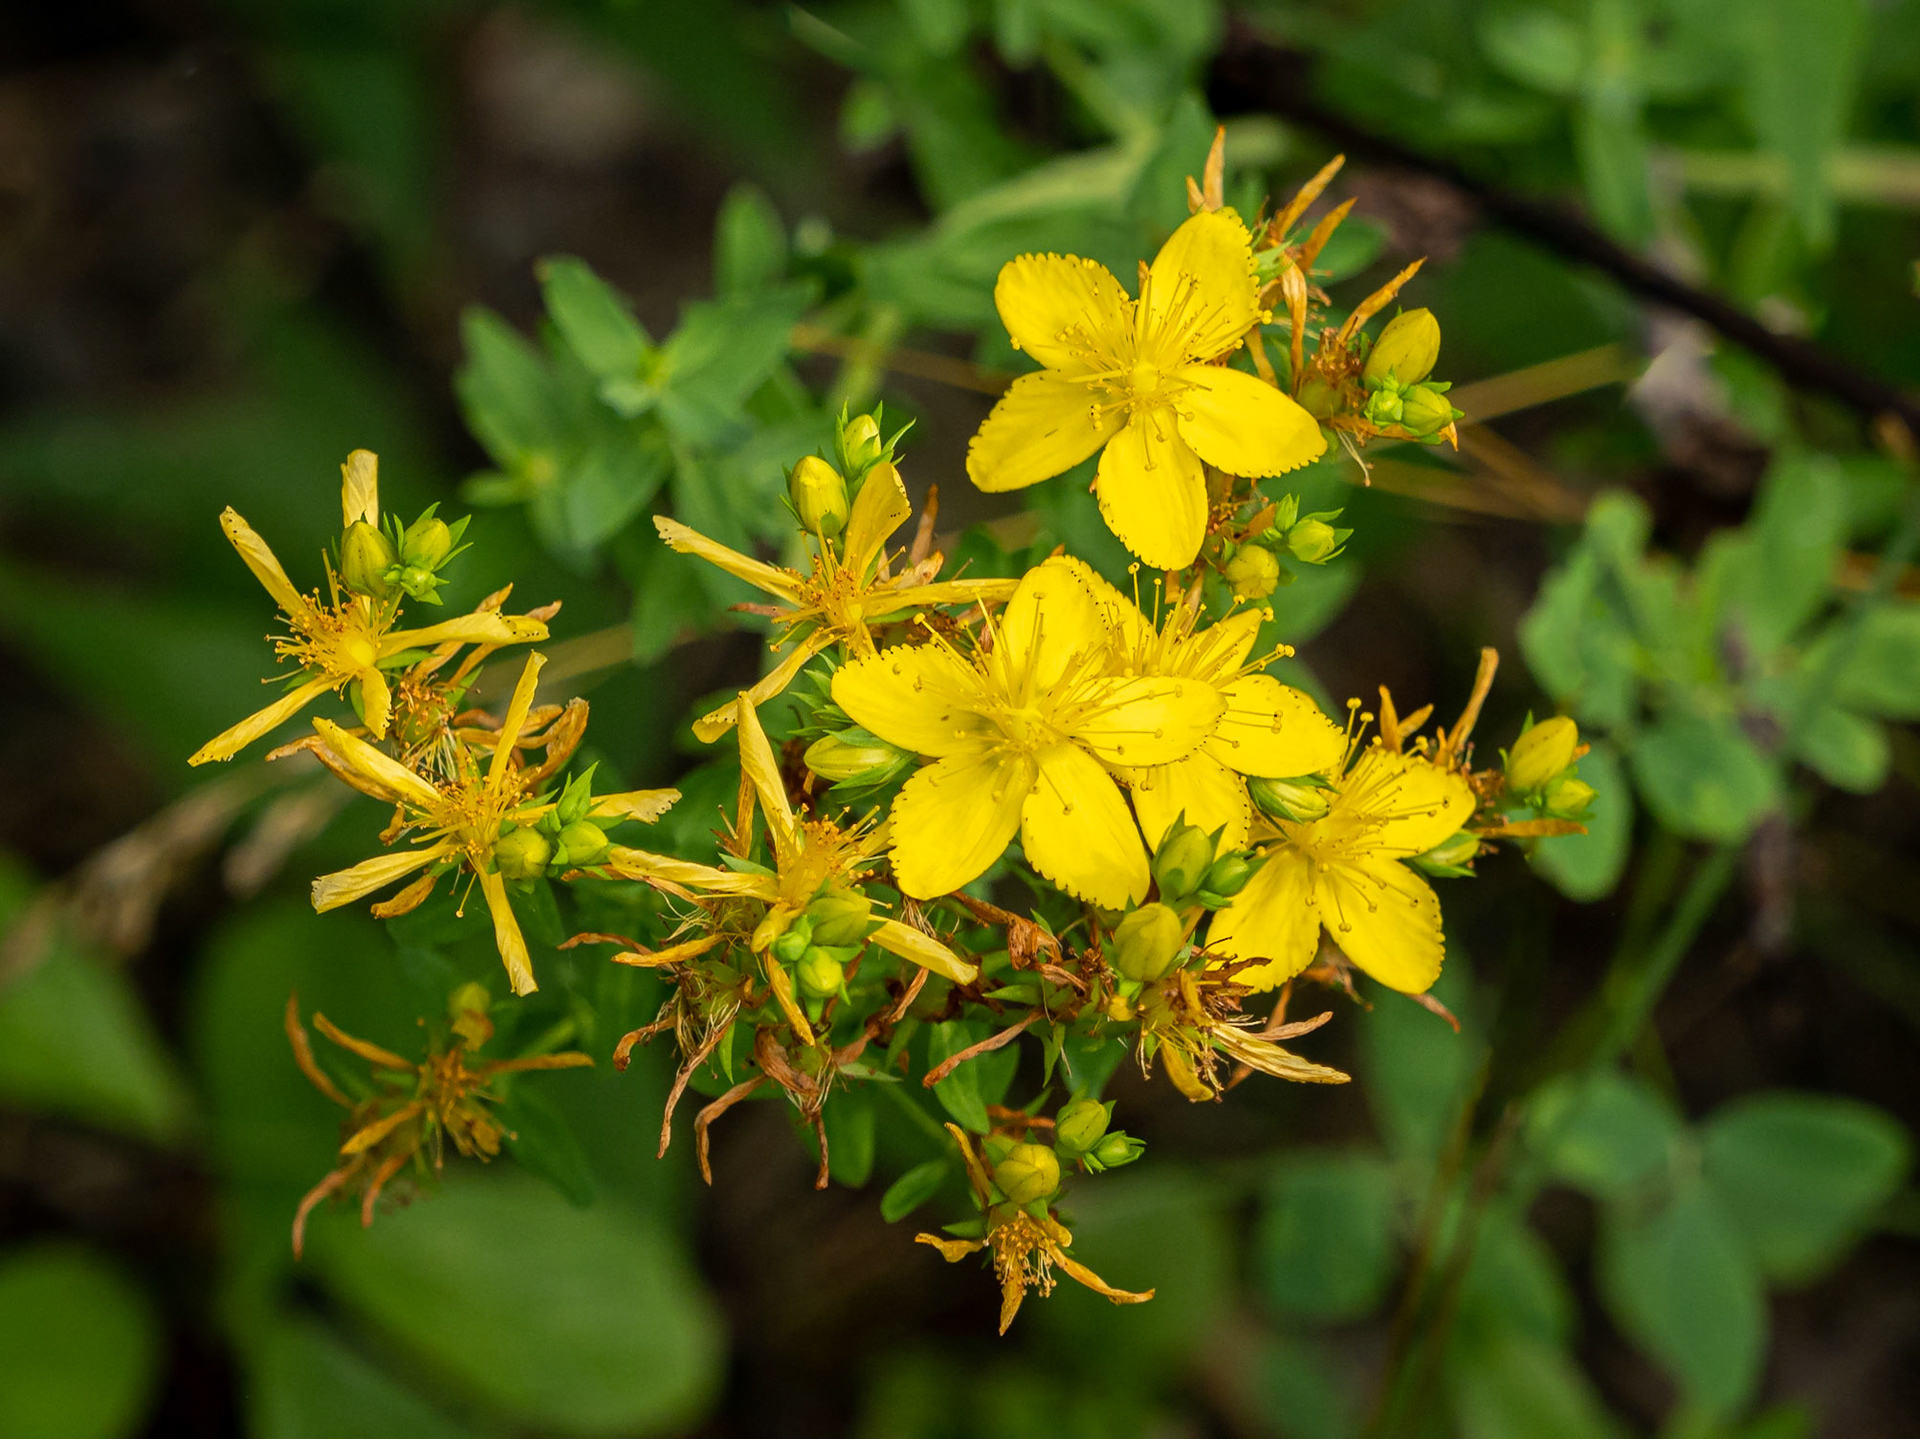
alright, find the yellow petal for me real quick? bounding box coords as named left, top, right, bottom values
left=994, top=251, right=1132, bottom=371
left=1146, top=209, right=1260, bottom=362
left=1181, top=607, right=1263, bottom=679
left=220, top=508, right=305, bottom=615
left=999, top=557, right=1107, bottom=695
left=588, top=789, right=680, bottom=824
left=1052, top=1249, right=1155, bottom=1306
left=1207, top=847, right=1319, bottom=990
left=1020, top=742, right=1149, bottom=908
left=1207, top=676, right=1349, bottom=778
left=888, top=749, right=1030, bottom=899
left=863, top=576, right=1021, bottom=618
left=735, top=696, right=800, bottom=864
left=871, top=918, right=978, bottom=985
left=340, top=449, right=379, bottom=527
left=1209, top=1024, right=1349, bottom=1085
left=312, top=718, right=442, bottom=809
left=359, top=665, right=391, bottom=741
left=190, top=675, right=334, bottom=766
left=1316, top=855, right=1445, bottom=994
left=1094, top=415, right=1206, bottom=571
left=1129, top=751, right=1251, bottom=852
left=487, top=652, right=546, bottom=794
left=691, top=631, right=832, bottom=743
left=1071, top=675, right=1224, bottom=768
left=1339, top=749, right=1475, bottom=858
left=602, top=845, right=772, bottom=896
left=311, top=848, right=440, bottom=913
left=476, top=866, right=539, bottom=995
left=387, top=611, right=549, bottom=652
left=843, top=460, right=911, bottom=575
left=966, top=370, right=1121, bottom=494
left=654, top=515, right=803, bottom=602
left=1173, top=364, right=1326, bottom=478
left=832, top=643, right=987, bottom=757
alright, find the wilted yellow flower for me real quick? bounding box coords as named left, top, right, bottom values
left=1209, top=746, right=1474, bottom=993
left=832, top=559, right=1224, bottom=908
left=968, top=211, right=1324, bottom=570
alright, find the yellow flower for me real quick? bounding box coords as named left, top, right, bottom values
left=305, top=653, right=679, bottom=995
left=656, top=461, right=1016, bottom=741
left=967, top=211, right=1325, bottom=571
left=1208, top=746, right=1474, bottom=993
left=191, top=452, right=548, bottom=765
left=601, top=695, right=977, bottom=1040
left=831, top=559, right=1225, bottom=908
left=1059, top=558, right=1349, bottom=851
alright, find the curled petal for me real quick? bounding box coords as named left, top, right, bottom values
left=387, top=611, right=550, bottom=653
left=735, top=696, right=799, bottom=864
left=601, top=846, right=773, bottom=897
left=340, top=449, right=380, bottom=527
left=486, top=652, right=546, bottom=794
left=916, top=1233, right=988, bottom=1263
left=190, top=676, right=334, bottom=766
left=871, top=918, right=977, bottom=985
left=1209, top=1023, right=1350, bottom=1085
left=1051, top=1249, right=1156, bottom=1306
left=311, top=719, right=441, bottom=809
left=476, top=866, right=538, bottom=996
left=359, top=666, right=391, bottom=741
left=311, top=848, right=440, bottom=913
left=589, top=789, right=680, bottom=824
left=220, top=508, right=306, bottom=616
left=692, top=632, right=832, bottom=743
left=654, top=515, right=802, bottom=602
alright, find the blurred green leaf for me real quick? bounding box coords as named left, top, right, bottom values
left=539, top=257, right=652, bottom=385
left=1702, top=452, right=1846, bottom=656
left=0, top=1243, right=160, bottom=1439
left=825, top=1087, right=877, bottom=1187
left=1446, top=1323, right=1625, bottom=1439
left=881, top=1159, right=949, bottom=1222
left=1460, top=1203, right=1576, bottom=1345
left=1254, top=1152, right=1399, bottom=1322
left=714, top=184, right=789, bottom=297
left=1531, top=741, right=1633, bottom=902
left=500, top=1081, right=598, bottom=1207
left=1791, top=701, right=1889, bottom=793
left=1700, top=1091, right=1909, bottom=1284
left=1526, top=1069, right=1680, bottom=1202
left=1629, top=712, right=1775, bottom=844
left=1360, top=967, right=1478, bottom=1162
left=248, top=1316, right=473, bottom=1439
left=1256, top=1334, right=1359, bottom=1439
left=1826, top=601, right=1920, bottom=720
left=1734, top=0, right=1868, bottom=246
left=457, top=309, right=564, bottom=466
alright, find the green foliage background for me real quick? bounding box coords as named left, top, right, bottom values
left=1, top=0, right=1918, bottom=1435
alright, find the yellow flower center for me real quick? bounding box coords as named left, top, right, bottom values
left=1127, top=359, right=1162, bottom=397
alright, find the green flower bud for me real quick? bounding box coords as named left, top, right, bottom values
left=805, top=890, right=874, bottom=947
left=1506, top=716, right=1580, bottom=795
left=1364, top=308, right=1441, bottom=388
left=1224, top=545, right=1282, bottom=600
left=788, top=455, right=850, bottom=537
left=795, top=946, right=845, bottom=1000
left=401, top=515, right=454, bottom=570
left=1152, top=819, right=1216, bottom=902
left=1090, top=1131, right=1146, bottom=1170
left=994, top=1143, right=1061, bottom=1205
left=1202, top=853, right=1258, bottom=898
left=840, top=412, right=883, bottom=477
left=1053, top=1098, right=1111, bottom=1154
left=1110, top=903, right=1186, bottom=982
left=1249, top=775, right=1333, bottom=824
left=804, top=732, right=909, bottom=787
left=1399, top=383, right=1460, bottom=438
left=555, top=820, right=610, bottom=867
left=494, top=826, right=552, bottom=881
left=771, top=915, right=814, bottom=965
left=1412, top=829, right=1479, bottom=877
left=1295, top=376, right=1341, bottom=419
left=1363, top=386, right=1405, bottom=426
left=340, top=521, right=398, bottom=598
left=1286, top=518, right=1342, bottom=564
left=1541, top=774, right=1597, bottom=819
left=448, top=981, right=493, bottom=1049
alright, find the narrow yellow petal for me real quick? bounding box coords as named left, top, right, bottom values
left=843, top=460, right=911, bottom=575
left=870, top=918, right=978, bottom=985
left=311, top=848, right=440, bottom=913
left=476, top=866, right=539, bottom=995
left=1207, top=848, right=1319, bottom=990
left=386, top=612, right=549, bottom=652
left=888, top=749, right=1029, bottom=899
left=966, top=371, right=1122, bottom=494
left=1020, top=743, right=1149, bottom=909
left=863, top=576, right=1020, bottom=618
left=993, top=251, right=1131, bottom=372
left=1206, top=676, right=1348, bottom=778
left=832, top=644, right=987, bottom=758
left=691, top=632, right=832, bottom=743
left=340, top=449, right=379, bottom=527
left=588, top=789, right=680, bottom=824
left=1173, top=364, right=1325, bottom=478
left=312, top=718, right=441, bottom=809
left=359, top=665, right=391, bottom=741
left=1129, top=751, right=1251, bottom=852
left=487, top=652, right=545, bottom=794
left=190, top=675, right=334, bottom=765
left=1000, top=558, right=1107, bottom=695
left=1070, top=675, right=1224, bottom=768
left=763, top=954, right=815, bottom=1045
left=602, top=846, right=772, bottom=896
left=1052, top=1249, right=1155, bottom=1305
left=1316, top=855, right=1446, bottom=994
left=735, top=696, right=800, bottom=864
left=1146, top=210, right=1259, bottom=362
left=1341, top=749, right=1475, bottom=858
left=654, top=515, right=802, bottom=601
left=1210, top=1024, right=1350, bottom=1084
left=1094, top=416, right=1206, bottom=571
left=220, top=508, right=306, bottom=615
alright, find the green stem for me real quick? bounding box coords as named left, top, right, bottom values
left=1590, top=844, right=1739, bottom=1070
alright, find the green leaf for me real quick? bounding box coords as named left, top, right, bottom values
left=1700, top=1091, right=1909, bottom=1284
left=1531, top=741, right=1633, bottom=901
left=824, top=1087, right=877, bottom=1187
left=1525, top=1069, right=1681, bottom=1202
left=1447, top=1324, right=1625, bottom=1439
left=538, top=257, right=651, bottom=382
left=1257, top=1334, right=1360, bottom=1439
left=1734, top=0, right=1868, bottom=246
left=1599, top=1183, right=1764, bottom=1416
left=500, top=1082, right=598, bottom=1207
left=714, top=184, right=788, bottom=297
left=1360, top=967, right=1478, bottom=1162
left=248, top=1316, right=474, bottom=1439
left=655, top=291, right=808, bottom=449
left=1828, top=600, right=1920, bottom=720
left=1791, top=702, right=1889, bottom=793
left=313, top=1172, right=722, bottom=1436
left=1629, top=712, right=1776, bottom=844
left=880, top=1159, right=949, bottom=1222
left=1478, top=9, right=1585, bottom=96
left=1460, top=1204, right=1576, bottom=1345
left=456, top=308, right=562, bottom=465
left=927, top=1020, right=1017, bottom=1133
left=1254, top=1152, right=1399, bottom=1322
left=0, top=1243, right=160, bottom=1439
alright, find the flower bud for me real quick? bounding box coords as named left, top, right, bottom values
left=1202, top=853, right=1258, bottom=898
left=1399, top=383, right=1459, bottom=438
left=1286, top=518, right=1342, bottom=564
left=494, top=826, right=552, bottom=881
left=1249, top=775, right=1333, bottom=824
left=1363, top=386, right=1405, bottom=426
left=1364, top=309, right=1440, bottom=388
left=795, top=946, right=845, bottom=1000
left=805, top=890, right=874, bottom=947
left=804, top=732, right=909, bottom=787
left=1506, top=715, right=1579, bottom=795
left=401, top=514, right=454, bottom=570
left=840, top=412, right=884, bottom=477
left=1152, top=819, right=1216, bottom=902
left=1090, top=1131, right=1146, bottom=1170
left=1224, top=545, right=1282, bottom=600
left=448, top=981, right=493, bottom=1049
left=555, top=820, right=610, bottom=868
left=771, top=915, right=814, bottom=965
left=1110, top=903, right=1185, bottom=982
left=1541, top=774, right=1596, bottom=819
left=340, top=521, right=398, bottom=598
left=994, top=1143, right=1061, bottom=1205
left=788, top=455, right=850, bottom=537
left=1053, top=1098, right=1111, bottom=1154
left=1296, top=376, right=1341, bottom=419
left=1412, top=829, right=1479, bottom=877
